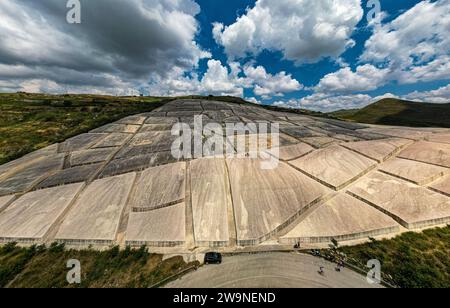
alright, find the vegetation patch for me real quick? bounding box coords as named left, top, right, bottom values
left=331, top=98, right=450, bottom=128
left=321, top=226, right=450, bottom=288
left=0, top=93, right=171, bottom=165
left=0, top=243, right=199, bottom=288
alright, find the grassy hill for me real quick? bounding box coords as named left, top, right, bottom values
left=0, top=93, right=172, bottom=165
left=331, top=98, right=450, bottom=128
left=0, top=93, right=325, bottom=165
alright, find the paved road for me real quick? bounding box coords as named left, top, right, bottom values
left=166, top=252, right=382, bottom=288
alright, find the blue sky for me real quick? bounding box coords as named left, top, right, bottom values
left=0, top=0, right=449, bottom=111
left=190, top=0, right=450, bottom=110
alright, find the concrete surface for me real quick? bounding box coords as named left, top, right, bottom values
left=281, top=193, right=400, bottom=244
left=70, top=148, right=116, bottom=166
left=429, top=175, right=450, bottom=196
left=0, top=99, right=449, bottom=251
left=276, top=143, right=314, bottom=161
left=126, top=203, right=186, bottom=247
left=342, top=138, right=411, bottom=163
left=348, top=172, right=450, bottom=229
left=0, top=195, right=14, bottom=212
left=0, top=184, right=83, bottom=243
left=190, top=158, right=230, bottom=247
left=130, top=162, right=185, bottom=212
left=379, top=158, right=448, bottom=185
left=398, top=141, right=450, bottom=168
left=290, top=145, right=377, bottom=190
left=228, top=159, right=331, bottom=245
left=55, top=173, right=135, bottom=245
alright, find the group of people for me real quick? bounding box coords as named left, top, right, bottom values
left=291, top=241, right=345, bottom=276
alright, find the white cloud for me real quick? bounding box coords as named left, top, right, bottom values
left=243, top=65, right=302, bottom=98
left=145, top=60, right=302, bottom=98
left=213, top=0, right=363, bottom=64
left=404, top=84, right=450, bottom=103
left=273, top=84, right=450, bottom=112
left=146, top=59, right=243, bottom=97
left=200, top=60, right=245, bottom=96
left=315, top=64, right=390, bottom=94
left=245, top=97, right=261, bottom=104
left=274, top=93, right=375, bottom=112
left=361, top=0, right=450, bottom=84
left=273, top=92, right=402, bottom=112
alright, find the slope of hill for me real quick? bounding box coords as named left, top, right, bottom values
left=332, top=98, right=450, bottom=128
left=0, top=93, right=169, bottom=164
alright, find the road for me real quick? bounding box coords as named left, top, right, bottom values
left=166, top=252, right=383, bottom=288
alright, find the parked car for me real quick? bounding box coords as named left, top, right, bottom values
left=204, top=252, right=222, bottom=264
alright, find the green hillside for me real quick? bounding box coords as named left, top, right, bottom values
left=332, top=98, right=450, bottom=128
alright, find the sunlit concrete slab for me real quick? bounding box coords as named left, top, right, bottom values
left=398, top=141, right=450, bottom=168
left=0, top=154, right=65, bottom=196
left=290, top=145, right=377, bottom=190
left=92, top=124, right=141, bottom=134
left=379, top=158, right=448, bottom=185
left=348, top=172, right=450, bottom=229
left=426, top=132, right=450, bottom=144
left=0, top=145, right=58, bottom=181
left=37, top=163, right=102, bottom=189
left=281, top=126, right=324, bottom=139
left=59, top=133, right=107, bottom=152
left=55, top=173, right=136, bottom=245
left=342, top=138, right=411, bottom=163
left=0, top=195, right=14, bottom=212
left=228, top=159, right=331, bottom=245
left=0, top=184, right=83, bottom=243
left=126, top=203, right=186, bottom=247
left=386, top=138, right=415, bottom=148
left=190, top=159, right=230, bottom=247
left=281, top=193, right=400, bottom=244
left=275, top=143, right=315, bottom=161
left=92, top=133, right=131, bottom=148
left=100, top=151, right=179, bottom=178
left=429, top=175, right=450, bottom=197
left=227, top=133, right=297, bottom=154
left=116, top=115, right=147, bottom=125
left=130, top=162, right=185, bottom=212
left=70, top=148, right=116, bottom=166
left=359, top=127, right=430, bottom=140
left=0, top=155, right=41, bottom=182
left=300, top=136, right=339, bottom=148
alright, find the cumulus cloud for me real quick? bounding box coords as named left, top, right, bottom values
left=273, top=85, right=450, bottom=113
left=404, top=84, right=450, bottom=104
left=213, top=0, right=364, bottom=64
left=310, top=0, right=450, bottom=95
left=145, top=59, right=242, bottom=97
left=245, top=97, right=261, bottom=104
left=145, top=60, right=302, bottom=98
left=315, top=64, right=390, bottom=94
left=243, top=65, right=303, bottom=98
left=361, top=0, right=450, bottom=84
left=0, top=0, right=209, bottom=93
left=274, top=93, right=375, bottom=112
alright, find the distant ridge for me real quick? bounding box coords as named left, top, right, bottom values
left=331, top=98, right=450, bottom=128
